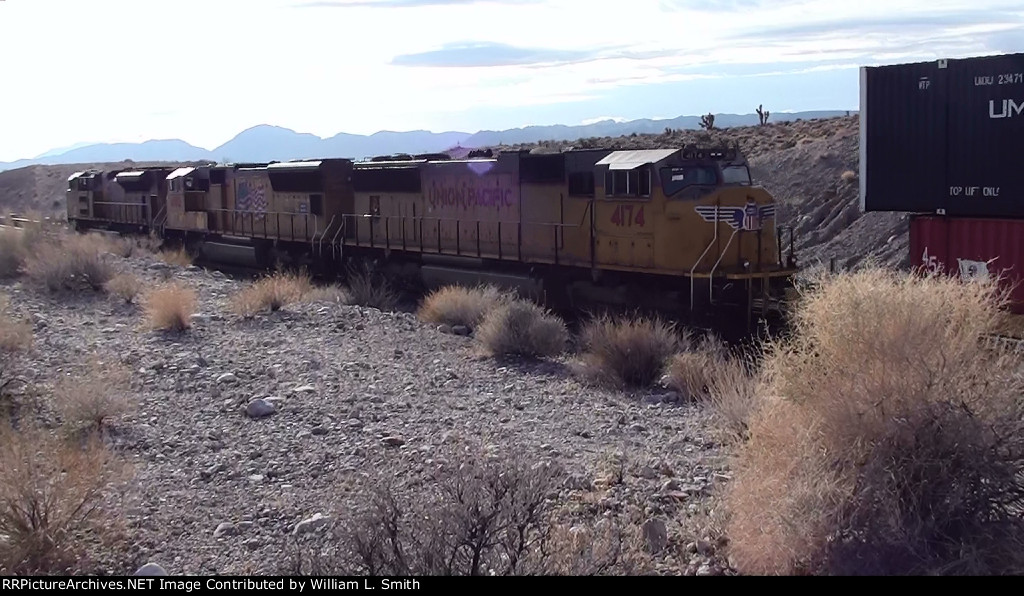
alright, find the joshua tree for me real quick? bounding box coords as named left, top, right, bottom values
left=699, top=113, right=715, bottom=130
left=757, top=104, right=771, bottom=126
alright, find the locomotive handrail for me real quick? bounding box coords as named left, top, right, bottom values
left=708, top=228, right=740, bottom=304
left=341, top=212, right=585, bottom=263
left=690, top=205, right=721, bottom=310
left=316, top=214, right=337, bottom=256
left=90, top=201, right=148, bottom=225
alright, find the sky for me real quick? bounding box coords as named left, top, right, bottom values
left=0, top=0, right=1021, bottom=161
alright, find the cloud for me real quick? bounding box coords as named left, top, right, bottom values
left=723, top=11, right=1023, bottom=43
left=392, top=42, right=604, bottom=67
left=294, top=0, right=538, bottom=7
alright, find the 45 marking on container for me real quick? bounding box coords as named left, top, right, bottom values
left=921, top=247, right=944, bottom=274
left=610, top=204, right=645, bottom=228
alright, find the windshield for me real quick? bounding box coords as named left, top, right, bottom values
left=661, top=166, right=718, bottom=196
left=721, top=165, right=752, bottom=186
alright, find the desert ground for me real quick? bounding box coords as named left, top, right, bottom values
left=2, top=116, right=1020, bottom=576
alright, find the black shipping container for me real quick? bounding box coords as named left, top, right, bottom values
left=860, top=52, right=1024, bottom=217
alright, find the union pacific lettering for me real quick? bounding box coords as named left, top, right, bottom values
left=427, top=177, right=516, bottom=211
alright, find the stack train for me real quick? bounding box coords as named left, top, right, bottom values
left=66, top=146, right=799, bottom=331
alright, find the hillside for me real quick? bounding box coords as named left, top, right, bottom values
left=0, top=111, right=851, bottom=172
left=0, top=115, right=906, bottom=271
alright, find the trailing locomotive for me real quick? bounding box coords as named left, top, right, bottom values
left=67, top=146, right=798, bottom=328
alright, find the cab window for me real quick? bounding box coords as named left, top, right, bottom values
left=660, top=166, right=718, bottom=197
left=722, top=165, right=752, bottom=186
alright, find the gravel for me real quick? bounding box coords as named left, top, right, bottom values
left=0, top=251, right=734, bottom=576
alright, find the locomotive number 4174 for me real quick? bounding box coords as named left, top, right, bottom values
left=610, top=204, right=645, bottom=228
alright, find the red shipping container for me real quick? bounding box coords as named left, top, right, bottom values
left=910, top=215, right=1024, bottom=313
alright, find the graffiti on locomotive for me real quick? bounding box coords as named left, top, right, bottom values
left=426, top=174, right=517, bottom=212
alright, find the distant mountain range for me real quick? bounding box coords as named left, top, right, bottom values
left=0, top=110, right=854, bottom=172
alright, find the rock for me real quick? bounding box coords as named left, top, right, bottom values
left=451, top=325, right=470, bottom=336
left=696, top=539, right=714, bottom=555
left=641, top=518, right=668, bottom=554
left=638, top=466, right=659, bottom=480
left=213, top=522, right=236, bottom=538
left=293, top=513, right=331, bottom=535
left=311, top=426, right=328, bottom=436
left=696, top=564, right=714, bottom=576
left=216, top=373, right=239, bottom=384
left=190, top=313, right=211, bottom=325
left=437, top=324, right=453, bottom=334
left=134, top=563, right=168, bottom=576
left=381, top=436, right=405, bottom=447
left=292, top=384, right=316, bottom=394
left=245, top=399, right=277, bottom=419
left=661, top=479, right=681, bottom=492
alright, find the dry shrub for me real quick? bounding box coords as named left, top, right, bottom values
left=345, top=263, right=398, bottom=311
left=579, top=314, right=678, bottom=387
left=0, top=295, right=32, bottom=397
left=23, top=234, right=113, bottom=292
left=105, top=273, right=142, bottom=304
left=417, top=285, right=508, bottom=330
left=0, top=229, right=27, bottom=278
left=303, top=284, right=350, bottom=305
left=840, top=170, right=857, bottom=183
left=0, top=424, right=125, bottom=574
left=143, top=282, right=197, bottom=332
left=725, top=268, right=1024, bottom=575
left=54, top=360, right=134, bottom=434
left=230, top=270, right=315, bottom=317
left=475, top=299, right=568, bottom=358
left=158, top=246, right=193, bottom=267
left=289, top=454, right=643, bottom=576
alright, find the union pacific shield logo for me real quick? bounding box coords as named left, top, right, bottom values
left=695, top=201, right=775, bottom=231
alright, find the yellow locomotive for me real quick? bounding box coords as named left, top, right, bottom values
left=68, top=146, right=797, bottom=327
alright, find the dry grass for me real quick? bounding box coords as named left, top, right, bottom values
left=143, top=282, right=197, bottom=332
left=417, top=284, right=509, bottom=329
left=578, top=314, right=679, bottom=388
left=230, top=270, right=315, bottom=317
left=475, top=299, right=568, bottom=358
left=345, top=263, right=398, bottom=311
left=158, top=246, right=193, bottom=267
left=54, top=360, right=134, bottom=434
left=725, top=268, right=1024, bottom=575
left=840, top=169, right=857, bottom=183
left=105, top=273, right=143, bottom=304
left=0, top=424, right=126, bottom=574
left=23, top=233, right=114, bottom=292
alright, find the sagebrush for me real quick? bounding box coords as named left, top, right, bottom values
left=417, top=285, right=508, bottom=329
left=144, top=282, right=197, bottom=332
left=475, top=299, right=568, bottom=358
left=0, top=424, right=126, bottom=574
left=230, top=270, right=315, bottom=317
left=289, top=453, right=646, bottom=576
left=23, top=233, right=113, bottom=292
left=725, top=268, right=1024, bottom=575
left=578, top=314, right=678, bottom=387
